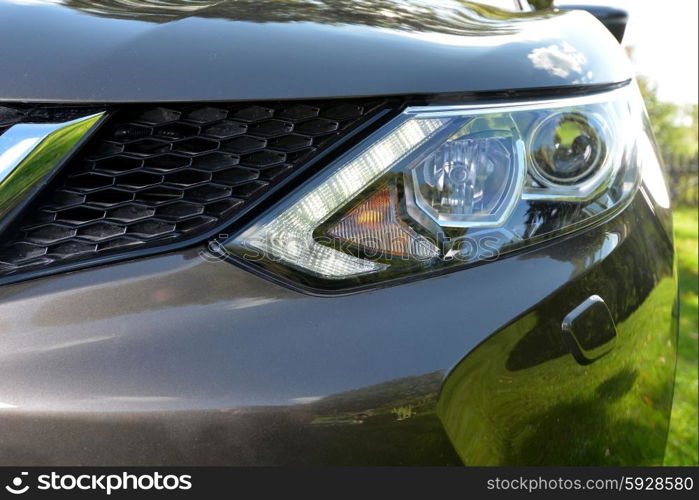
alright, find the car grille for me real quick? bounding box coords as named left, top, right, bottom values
left=0, top=99, right=390, bottom=281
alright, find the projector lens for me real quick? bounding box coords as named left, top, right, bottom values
left=530, top=111, right=607, bottom=185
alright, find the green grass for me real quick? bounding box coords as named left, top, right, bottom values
left=664, top=207, right=699, bottom=465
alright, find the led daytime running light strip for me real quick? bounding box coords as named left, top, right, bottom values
left=231, top=118, right=447, bottom=278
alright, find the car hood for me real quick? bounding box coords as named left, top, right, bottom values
left=0, top=0, right=631, bottom=102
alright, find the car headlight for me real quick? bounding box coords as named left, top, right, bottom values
left=224, top=85, right=641, bottom=290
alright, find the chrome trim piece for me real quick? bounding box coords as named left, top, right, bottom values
left=0, top=113, right=105, bottom=232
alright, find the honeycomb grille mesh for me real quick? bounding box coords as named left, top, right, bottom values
left=0, top=100, right=388, bottom=279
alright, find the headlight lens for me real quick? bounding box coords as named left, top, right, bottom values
left=225, top=86, right=641, bottom=290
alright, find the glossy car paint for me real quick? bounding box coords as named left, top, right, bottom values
left=0, top=0, right=632, bottom=102
left=0, top=153, right=676, bottom=465
left=0, top=1, right=676, bottom=465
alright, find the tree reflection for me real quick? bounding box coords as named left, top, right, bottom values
left=55, top=0, right=547, bottom=35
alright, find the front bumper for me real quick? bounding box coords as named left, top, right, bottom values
left=0, top=183, right=677, bottom=465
